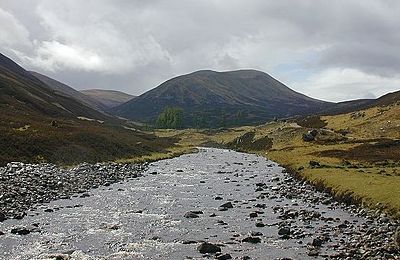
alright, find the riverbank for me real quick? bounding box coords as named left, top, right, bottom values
left=154, top=101, right=400, bottom=219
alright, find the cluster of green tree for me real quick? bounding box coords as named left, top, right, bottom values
left=154, top=107, right=255, bottom=129
left=155, top=107, right=184, bottom=129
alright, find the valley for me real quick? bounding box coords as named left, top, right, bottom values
left=0, top=52, right=399, bottom=259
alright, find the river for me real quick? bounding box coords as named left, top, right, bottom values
left=0, top=148, right=392, bottom=259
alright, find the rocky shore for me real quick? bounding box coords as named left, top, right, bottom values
left=250, top=174, right=400, bottom=259
left=0, top=162, right=146, bottom=221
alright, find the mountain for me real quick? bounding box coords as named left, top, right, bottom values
left=30, top=71, right=108, bottom=112
left=111, top=69, right=331, bottom=127
left=0, top=53, right=108, bottom=120
left=81, top=89, right=135, bottom=109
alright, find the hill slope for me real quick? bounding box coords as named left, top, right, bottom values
left=81, top=89, right=135, bottom=109
left=0, top=53, right=108, bottom=120
left=30, top=71, right=108, bottom=112
left=0, top=52, right=176, bottom=165
left=112, top=70, right=331, bottom=127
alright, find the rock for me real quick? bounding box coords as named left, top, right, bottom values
left=309, top=160, right=321, bottom=168
left=250, top=231, right=263, bottom=236
left=182, top=240, right=198, bottom=244
left=197, top=242, right=221, bottom=254
left=249, top=212, right=258, bottom=218
left=10, top=227, right=31, bottom=235
left=219, top=202, right=233, bottom=211
left=220, top=202, right=233, bottom=208
left=307, top=249, right=319, bottom=257
left=309, top=129, right=318, bottom=137
left=278, top=227, right=291, bottom=236
left=338, top=223, right=347, bottom=229
left=255, top=222, right=265, bottom=227
left=303, top=133, right=315, bottom=142
left=46, top=254, right=69, bottom=260
left=0, top=231, right=4, bottom=236
left=215, top=196, right=223, bottom=200
left=216, top=253, right=232, bottom=260
left=184, top=211, right=201, bottom=218
left=242, top=236, right=261, bottom=243
left=0, top=212, right=6, bottom=222
left=312, top=238, right=323, bottom=247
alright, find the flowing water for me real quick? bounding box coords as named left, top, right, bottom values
left=0, top=148, right=369, bottom=259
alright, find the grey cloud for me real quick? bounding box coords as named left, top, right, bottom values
left=0, top=0, right=399, bottom=99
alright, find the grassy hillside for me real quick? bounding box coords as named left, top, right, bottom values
left=30, top=71, right=108, bottom=112
left=154, top=100, right=400, bottom=218
left=0, top=53, right=178, bottom=166
left=0, top=107, right=179, bottom=166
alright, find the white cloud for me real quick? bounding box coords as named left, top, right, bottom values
left=24, top=41, right=104, bottom=72
left=293, top=68, right=400, bottom=102
left=0, top=8, right=31, bottom=48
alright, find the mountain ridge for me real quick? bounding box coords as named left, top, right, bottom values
left=81, top=89, right=135, bottom=109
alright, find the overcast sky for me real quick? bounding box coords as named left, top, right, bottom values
left=1, top=0, right=400, bottom=102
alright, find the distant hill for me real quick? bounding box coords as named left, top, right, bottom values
left=81, top=89, right=135, bottom=109
left=111, top=70, right=331, bottom=127
left=320, top=90, right=400, bottom=116
left=30, top=71, right=108, bottom=112
left=372, top=90, right=400, bottom=107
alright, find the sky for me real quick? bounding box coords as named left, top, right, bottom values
left=1, top=0, right=400, bottom=102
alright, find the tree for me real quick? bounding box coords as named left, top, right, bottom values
left=219, top=111, right=227, bottom=128
left=155, top=107, right=184, bottom=129
left=235, top=110, right=245, bottom=126
left=193, top=111, right=209, bottom=129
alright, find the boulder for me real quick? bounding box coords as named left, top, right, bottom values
left=197, top=242, right=221, bottom=254
left=0, top=212, right=6, bottom=222
left=278, top=227, right=291, bottom=236
left=184, top=211, right=201, bottom=218
left=242, top=236, right=261, bottom=243
left=216, top=253, right=232, bottom=260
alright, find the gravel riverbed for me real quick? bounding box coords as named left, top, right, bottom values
left=0, top=148, right=399, bottom=259
left=0, top=162, right=146, bottom=220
